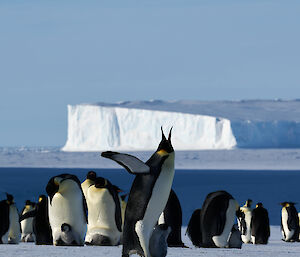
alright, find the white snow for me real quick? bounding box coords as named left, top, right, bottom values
left=1, top=226, right=300, bottom=257
left=62, top=100, right=300, bottom=151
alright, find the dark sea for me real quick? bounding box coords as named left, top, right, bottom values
left=0, top=168, right=299, bottom=226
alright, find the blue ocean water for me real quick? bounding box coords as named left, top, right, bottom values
left=0, top=168, right=299, bottom=226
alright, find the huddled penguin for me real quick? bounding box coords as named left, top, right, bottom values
left=85, top=177, right=122, bottom=246
left=281, top=202, right=299, bottom=242
left=199, top=190, right=239, bottom=248
left=101, top=127, right=175, bottom=257
left=20, top=200, right=36, bottom=242
left=0, top=194, right=11, bottom=244
left=81, top=170, right=97, bottom=199
left=4, top=194, right=21, bottom=244
left=158, top=189, right=185, bottom=247
left=251, top=202, right=270, bottom=244
left=46, top=174, right=87, bottom=246
left=149, top=224, right=171, bottom=257
left=19, top=195, right=53, bottom=245
left=237, top=199, right=253, bottom=244
left=186, top=209, right=202, bottom=247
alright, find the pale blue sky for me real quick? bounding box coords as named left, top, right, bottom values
left=1, top=0, right=300, bottom=146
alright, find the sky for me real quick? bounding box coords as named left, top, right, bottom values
left=0, top=0, right=300, bottom=147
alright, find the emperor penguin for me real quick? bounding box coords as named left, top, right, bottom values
left=149, top=224, right=171, bottom=257
left=158, top=189, right=185, bottom=247
left=20, top=200, right=36, bottom=242
left=19, top=195, right=53, bottom=245
left=101, top=127, right=175, bottom=257
left=5, top=194, right=21, bottom=244
left=280, top=202, right=299, bottom=242
left=46, top=174, right=87, bottom=246
left=85, top=177, right=122, bottom=246
left=237, top=199, right=253, bottom=244
left=200, top=190, right=239, bottom=248
left=186, top=209, right=202, bottom=247
left=0, top=194, right=11, bottom=244
left=251, top=202, right=270, bottom=244
left=81, top=170, right=97, bottom=200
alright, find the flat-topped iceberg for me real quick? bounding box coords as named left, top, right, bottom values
left=62, top=100, right=300, bottom=151
left=62, top=105, right=236, bottom=151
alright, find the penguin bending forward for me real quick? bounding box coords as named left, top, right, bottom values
left=20, top=200, right=36, bottom=242
left=46, top=174, right=87, bottom=246
left=251, top=202, right=270, bottom=244
left=85, top=177, right=122, bottom=246
left=281, top=202, right=299, bottom=242
left=101, top=127, right=175, bottom=257
left=200, top=190, right=239, bottom=248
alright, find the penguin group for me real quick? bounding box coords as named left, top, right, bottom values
left=1, top=127, right=299, bottom=257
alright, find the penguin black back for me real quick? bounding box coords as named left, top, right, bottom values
left=0, top=198, right=10, bottom=243
left=161, top=189, right=185, bottom=247
left=186, top=209, right=202, bottom=247
left=251, top=202, right=270, bottom=244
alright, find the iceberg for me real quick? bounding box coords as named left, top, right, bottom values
left=62, top=100, right=300, bottom=151
left=62, top=105, right=236, bottom=151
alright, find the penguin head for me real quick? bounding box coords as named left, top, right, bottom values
left=280, top=202, right=296, bottom=207
left=38, top=194, right=47, bottom=203
left=94, top=177, right=109, bottom=189
left=6, top=193, right=14, bottom=205
left=256, top=202, right=263, bottom=208
left=46, top=174, right=81, bottom=204
left=86, top=171, right=97, bottom=181
left=245, top=199, right=253, bottom=208
left=156, top=127, right=174, bottom=156
left=25, top=200, right=35, bottom=208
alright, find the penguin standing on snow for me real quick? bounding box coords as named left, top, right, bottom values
left=46, top=174, right=87, bottom=246
left=85, top=177, right=122, bottom=246
left=101, top=127, right=175, bottom=257
left=20, top=200, right=36, bottom=242
left=0, top=194, right=12, bottom=244
left=237, top=199, right=253, bottom=244
left=199, top=190, right=239, bottom=248
left=251, top=202, right=270, bottom=244
left=158, top=189, right=185, bottom=247
left=81, top=170, right=97, bottom=199
left=19, top=195, right=53, bottom=245
left=281, top=202, right=299, bottom=242
left=4, top=194, right=21, bottom=244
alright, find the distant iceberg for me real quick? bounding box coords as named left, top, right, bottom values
left=62, top=100, right=300, bottom=151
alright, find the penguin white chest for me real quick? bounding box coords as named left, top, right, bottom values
left=135, top=153, right=175, bottom=257
left=282, top=208, right=294, bottom=241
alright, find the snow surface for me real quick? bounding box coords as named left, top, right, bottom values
left=62, top=100, right=300, bottom=151
left=1, top=226, right=300, bottom=257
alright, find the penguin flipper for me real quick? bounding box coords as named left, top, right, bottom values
left=19, top=209, right=37, bottom=222
left=101, top=151, right=150, bottom=174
